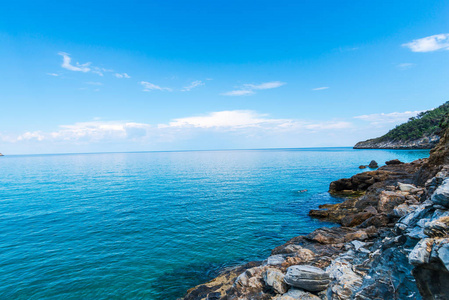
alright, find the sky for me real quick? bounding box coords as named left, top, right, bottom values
left=0, top=0, right=448, bottom=154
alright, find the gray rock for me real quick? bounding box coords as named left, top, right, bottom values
left=424, top=218, right=449, bottom=237
left=398, top=182, right=416, bottom=192
left=266, top=254, right=286, bottom=266
left=272, top=288, right=320, bottom=300
left=436, top=240, right=449, bottom=271
left=326, top=258, right=363, bottom=300
left=409, top=238, right=432, bottom=266
left=263, top=268, right=288, bottom=294
left=284, top=265, right=330, bottom=292
left=431, top=178, right=449, bottom=208
left=368, top=160, right=378, bottom=168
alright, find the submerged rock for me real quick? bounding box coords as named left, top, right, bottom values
left=284, top=265, right=330, bottom=292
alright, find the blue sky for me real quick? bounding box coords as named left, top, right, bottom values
left=1, top=0, right=448, bottom=154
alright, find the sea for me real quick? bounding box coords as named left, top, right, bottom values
left=0, top=148, right=429, bottom=299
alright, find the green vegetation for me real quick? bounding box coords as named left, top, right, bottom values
left=368, top=101, right=449, bottom=143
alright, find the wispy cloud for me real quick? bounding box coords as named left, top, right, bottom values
left=140, top=81, right=172, bottom=92
left=47, top=73, right=60, bottom=77
left=182, top=80, right=205, bottom=91
left=115, top=73, right=131, bottom=79
left=58, top=52, right=91, bottom=72
left=222, top=81, right=286, bottom=96
left=312, top=87, right=329, bottom=91
left=221, top=90, right=255, bottom=96
left=354, top=110, right=424, bottom=126
left=403, top=34, right=449, bottom=52
left=397, top=63, right=415, bottom=70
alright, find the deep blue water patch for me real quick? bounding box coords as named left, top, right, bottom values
left=0, top=148, right=429, bottom=299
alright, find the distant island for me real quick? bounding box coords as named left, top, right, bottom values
left=0, top=153, right=3, bottom=156
left=354, top=101, right=449, bottom=149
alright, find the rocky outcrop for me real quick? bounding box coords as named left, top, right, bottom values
left=354, top=135, right=440, bottom=149
left=183, top=115, right=449, bottom=300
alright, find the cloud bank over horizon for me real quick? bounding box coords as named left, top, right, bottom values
left=0, top=109, right=423, bottom=154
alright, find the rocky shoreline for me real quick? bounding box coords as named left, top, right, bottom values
left=182, top=128, right=449, bottom=299
left=353, top=135, right=440, bottom=150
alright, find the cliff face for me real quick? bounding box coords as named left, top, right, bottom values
left=354, top=135, right=440, bottom=149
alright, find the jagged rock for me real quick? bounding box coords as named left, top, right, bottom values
left=359, top=165, right=367, bottom=169
left=326, top=258, right=363, bottom=299
left=431, top=178, right=449, bottom=208
left=368, top=160, right=378, bottom=168
left=263, top=268, right=288, bottom=294
left=359, top=214, right=389, bottom=228
left=234, top=266, right=266, bottom=294
left=385, top=159, right=403, bottom=165
left=284, top=265, right=330, bottom=292
left=341, top=212, right=373, bottom=227
left=393, top=203, right=415, bottom=218
left=344, top=230, right=368, bottom=242
left=377, top=191, right=406, bottom=213
left=424, top=216, right=449, bottom=237
left=272, top=288, right=320, bottom=300
left=409, top=238, right=432, bottom=265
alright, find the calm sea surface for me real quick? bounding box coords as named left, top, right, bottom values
left=0, top=148, right=429, bottom=299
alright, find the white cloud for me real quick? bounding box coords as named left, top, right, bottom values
left=58, top=52, right=91, bottom=72
left=222, top=81, right=285, bottom=96
left=162, top=110, right=284, bottom=129
left=140, top=81, right=172, bottom=92
left=47, top=73, right=59, bottom=77
left=182, top=80, right=205, bottom=91
left=17, top=131, right=46, bottom=141
left=403, top=34, right=449, bottom=52
left=397, top=63, right=415, bottom=70
left=221, top=90, right=255, bottom=96
left=354, top=110, right=424, bottom=126
left=115, top=73, right=131, bottom=78
left=312, top=87, right=329, bottom=91
left=243, top=81, right=286, bottom=90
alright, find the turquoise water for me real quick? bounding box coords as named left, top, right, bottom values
left=0, top=148, right=429, bottom=299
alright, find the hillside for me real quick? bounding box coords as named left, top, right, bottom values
left=354, top=101, right=449, bottom=149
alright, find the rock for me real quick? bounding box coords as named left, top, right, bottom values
left=284, top=265, right=331, bottom=292
left=359, top=214, right=389, bottom=228
left=377, top=191, right=406, bottom=213
left=273, top=288, right=320, bottom=300
left=326, top=259, right=363, bottom=299
left=431, top=178, right=449, bottom=208
left=351, top=240, right=366, bottom=250
left=234, top=266, right=266, bottom=294
left=267, top=255, right=287, bottom=266
left=424, top=216, right=449, bottom=237
left=341, top=212, right=373, bottom=227
left=263, top=268, right=288, bottom=294
left=364, top=206, right=378, bottom=215
left=368, top=160, right=378, bottom=168
left=398, top=182, right=416, bottom=192
left=393, top=203, right=413, bottom=217
left=359, top=165, right=367, bottom=169
left=409, top=238, right=432, bottom=266
left=344, top=230, right=369, bottom=242
left=385, top=159, right=403, bottom=165
left=307, top=227, right=357, bottom=244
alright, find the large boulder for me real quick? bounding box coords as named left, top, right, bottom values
left=368, top=160, right=378, bottom=168
left=284, top=265, right=331, bottom=292
left=377, top=191, right=406, bottom=214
